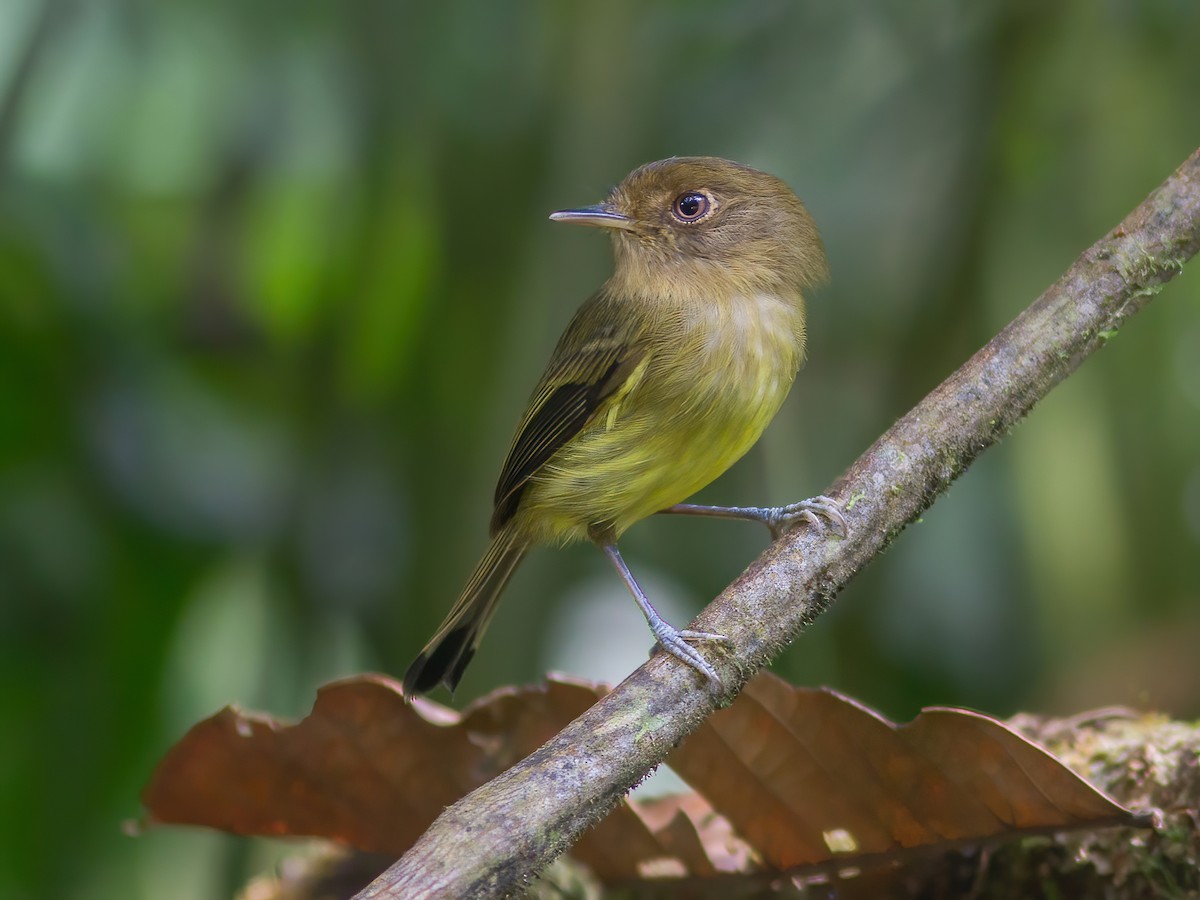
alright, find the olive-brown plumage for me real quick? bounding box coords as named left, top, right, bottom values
left=404, top=157, right=835, bottom=697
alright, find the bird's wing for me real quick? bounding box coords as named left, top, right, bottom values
left=490, top=295, right=647, bottom=533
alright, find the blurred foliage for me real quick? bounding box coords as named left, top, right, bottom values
left=0, top=1, right=1197, bottom=898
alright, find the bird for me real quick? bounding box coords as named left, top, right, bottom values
left=403, top=156, right=843, bottom=697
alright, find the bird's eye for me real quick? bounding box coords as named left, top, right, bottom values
left=672, top=191, right=711, bottom=222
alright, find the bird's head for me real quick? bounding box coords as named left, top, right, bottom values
left=551, top=156, right=828, bottom=300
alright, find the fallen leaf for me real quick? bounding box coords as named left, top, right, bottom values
left=142, top=670, right=1142, bottom=891
left=666, top=673, right=1138, bottom=871
left=142, top=674, right=602, bottom=854
left=629, top=793, right=757, bottom=876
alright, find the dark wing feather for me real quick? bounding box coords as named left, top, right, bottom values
left=490, top=295, right=645, bottom=533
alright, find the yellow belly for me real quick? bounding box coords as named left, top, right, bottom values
left=513, top=293, right=804, bottom=545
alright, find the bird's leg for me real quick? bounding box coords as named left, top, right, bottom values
left=598, top=542, right=730, bottom=686
left=659, top=496, right=847, bottom=541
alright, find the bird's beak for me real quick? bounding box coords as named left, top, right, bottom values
left=549, top=203, right=636, bottom=231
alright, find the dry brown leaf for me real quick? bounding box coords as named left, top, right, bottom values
left=571, top=802, right=677, bottom=881
left=141, top=674, right=603, bottom=854
left=629, top=793, right=758, bottom=877
left=143, top=670, right=1140, bottom=891
left=142, top=673, right=686, bottom=880
left=666, top=672, right=1138, bottom=871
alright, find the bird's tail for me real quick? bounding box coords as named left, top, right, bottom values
left=403, top=529, right=528, bottom=697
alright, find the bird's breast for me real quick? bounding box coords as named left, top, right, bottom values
left=672, top=291, right=805, bottom=410
left=513, top=291, right=806, bottom=543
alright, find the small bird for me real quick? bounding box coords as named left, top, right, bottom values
left=403, top=157, right=843, bottom=697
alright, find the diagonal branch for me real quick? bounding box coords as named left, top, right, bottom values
left=357, top=146, right=1200, bottom=899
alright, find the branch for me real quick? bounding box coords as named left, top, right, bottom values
left=358, top=147, right=1200, bottom=899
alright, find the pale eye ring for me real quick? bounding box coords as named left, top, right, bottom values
left=672, top=190, right=711, bottom=222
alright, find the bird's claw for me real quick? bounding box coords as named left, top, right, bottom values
left=676, top=628, right=734, bottom=647
left=651, top=623, right=729, bottom=686
left=764, top=495, right=848, bottom=540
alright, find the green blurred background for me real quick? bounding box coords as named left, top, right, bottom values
left=1, top=1, right=1198, bottom=897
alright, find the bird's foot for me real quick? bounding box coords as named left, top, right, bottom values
left=761, top=495, right=848, bottom=540
left=650, top=621, right=732, bottom=687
